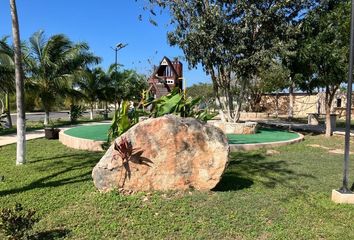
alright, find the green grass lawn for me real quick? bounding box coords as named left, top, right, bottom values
left=1, top=135, right=354, bottom=239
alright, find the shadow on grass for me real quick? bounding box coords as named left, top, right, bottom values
left=0, top=153, right=100, bottom=197
left=213, top=174, right=254, bottom=191
left=28, top=153, right=97, bottom=163
left=30, top=228, right=70, bottom=240
left=214, top=151, right=316, bottom=192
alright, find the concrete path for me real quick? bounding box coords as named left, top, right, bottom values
left=10, top=110, right=109, bottom=123
left=258, top=119, right=354, bottom=136
left=258, top=119, right=325, bottom=133
left=0, top=121, right=110, bottom=147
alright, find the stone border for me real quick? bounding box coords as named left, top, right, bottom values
left=59, top=126, right=303, bottom=153
left=229, top=131, right=304, bottom=152
left=59, top=130, right=105, bottom=152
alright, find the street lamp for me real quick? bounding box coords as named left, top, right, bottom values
left=332, top=0, right=354, bottom=203
left=340, top=0, right=354, bottom=194
left=112, top=43, right=128, bottom=112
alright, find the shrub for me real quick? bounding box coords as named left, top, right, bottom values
left=0, top=203, right=38, bottom=240
left=69, top=104, right=85, bottom=123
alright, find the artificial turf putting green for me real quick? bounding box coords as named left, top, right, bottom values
left=64, top=124, right=300, bottom=145
left=64, top=124, right=110, bottom=141
left=227, top=128, right=300, bottom=144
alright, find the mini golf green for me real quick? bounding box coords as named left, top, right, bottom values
left=64, top=124, right=111, bottom=141
left=64, top=124, right=300, bottom=145
left=227, top=128, right=300, bottom=144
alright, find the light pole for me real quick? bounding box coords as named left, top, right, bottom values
left=112, top=43, right=127, bottom=112
left=340, top=0, right=354, bottom=193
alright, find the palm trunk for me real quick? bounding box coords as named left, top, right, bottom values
left=104, top=101, right=108, bottom=120
left=275, top=92, right=279, bottom=118
left=90, top=103, right=94, bottom=120
left=10, top=0, right=26, bottom=165
left=44, top=110, right=50, bottom=125
left=5, top=93, right=12, bottom=128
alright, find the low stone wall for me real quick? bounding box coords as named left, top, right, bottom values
left=239, top=112, right=269, bottom=120
left=59, top=131, right=105, bottom=152
left=208, top=121, right=258, bottom=134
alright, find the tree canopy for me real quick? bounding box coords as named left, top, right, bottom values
left=25, top=30, right=100, bottom=124
left=0, top=37, right=15, bottom=93
left=146, top=0, right=315, bottom=122
left=297, top=0, right=350, bottom=136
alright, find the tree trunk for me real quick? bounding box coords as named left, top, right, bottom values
left=324, top=86, right=335, bottom=137
left=104, top=101, right=108, bottom=120
left=275, top=92, right=279, bottom=118
left=288, top=81, right=295, bottom=119
left=10, top=0, right=26, bottom=165
left=250, top=93, right=262, bottom=112
left=325, top=105, right=332, bottom=137
left=5, top=93, right=12, bottom=128
left=44, top=110, right=50, bottom=125
left=90, top=104, right=94, bottom=120
left=117, top=100, right=121, bottom=113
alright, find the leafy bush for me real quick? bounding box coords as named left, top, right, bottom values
left=108, top=89, right=216, bottom=140
left=69, top=105, right=85, bottom=123
left=0, top=112, right=7, bottom=130
left=0, top=203, right=38, bottom=240
left=108, top=101, right=146, bottom=140
left=149, top=88, right=216, bottom=121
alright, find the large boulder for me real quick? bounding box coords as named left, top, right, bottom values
left=92, top=115, right=229, bottom=192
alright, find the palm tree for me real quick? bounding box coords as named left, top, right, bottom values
left=26, top=30, right=100, bottom=125
left=0, top=36, right=15, bottom=128
left=76, top=67, right=109, bottom=120
left=108, top=66, right=147, bottom=110
left=10, top=0, right=26, bottom=165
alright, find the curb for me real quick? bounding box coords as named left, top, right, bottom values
left=229, top=132, right=304, bottom=151
left=59, top=130, right=106, bottom=152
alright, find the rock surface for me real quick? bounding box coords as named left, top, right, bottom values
left=92, top=115, right=229, bottom=192
left=208, top=121, right=258, bottom=134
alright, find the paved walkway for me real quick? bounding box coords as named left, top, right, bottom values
left=258, top=119, right=354, bottom=136
left=0, top=121, right=110, bottom=147
left=258, top=119, right=325, bottom=133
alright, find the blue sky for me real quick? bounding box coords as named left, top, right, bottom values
left=0, top=0, right=210, bottom=86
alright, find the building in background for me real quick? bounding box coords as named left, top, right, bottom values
left=148, top=57, right=183, bottom=98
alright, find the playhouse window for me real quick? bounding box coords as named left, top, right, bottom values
left=166, top=79, right=174, bottom=84
left=337, top=98, right=342, bottom=108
